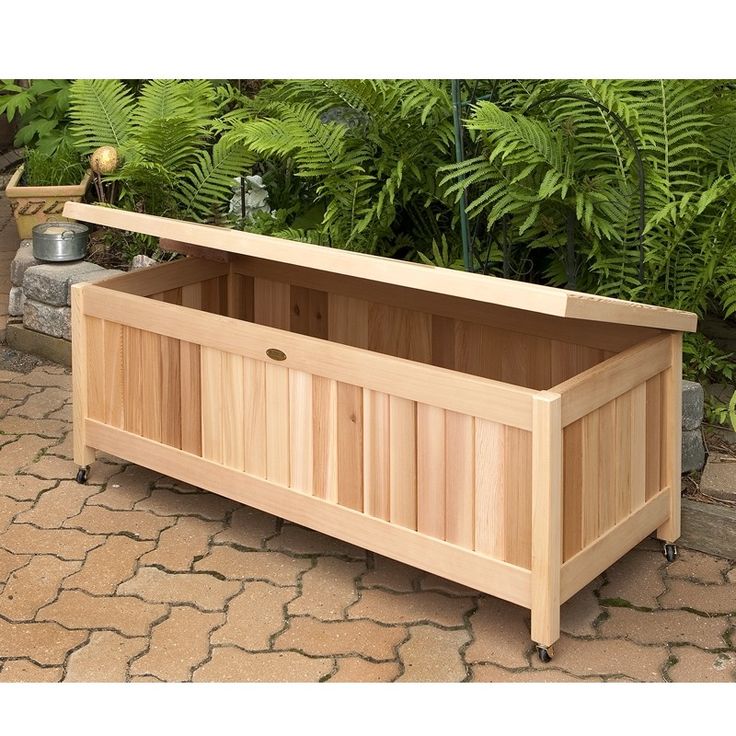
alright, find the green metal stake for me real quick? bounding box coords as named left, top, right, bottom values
left=451, top=80, right=472, bottom=272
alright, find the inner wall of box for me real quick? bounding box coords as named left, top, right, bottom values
left=147, top=258, right=660, bottom=392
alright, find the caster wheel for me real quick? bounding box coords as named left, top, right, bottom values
left=536, top=645, right=553, bottom=663
left=663, top=543, right=678, bottom=563
left=75, top=467, right=89, bottom=485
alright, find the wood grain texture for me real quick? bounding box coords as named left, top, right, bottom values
left=221, top=352, right=245, bottom=470
left=630, top=383, right=647, bottom=510
left=160, top=336, right=181, bottom=449
left=265, top=362, right=290, bottom=486
left=613, top=390, right=632, bottom=521
left=445, top=411, right=475, bottom=549
left=122, top=326, right=143, bottom=436
left=474, top=419, right=505, bottom=559
left=389, top=396, right=417, bottom=529
left=504, top=427, right=533, bottom=569
left=254, top=278, right=290, bottom=329
left=645, top=374, right=662, bottom=500
left=368, top=303, right=432, bottom=362
left=417, top=403, right=446, bottom=540
left=179, top=341, right=202, bottom=456
left=363, top=389, right=390, bottom=520
left=597, top=400, right=616, bottom=535
left=562, top=419, right=583, bottom=561
left=581, top=410, right=600, bottom=547
left=328, top=295, right=369, bottom=349
left=243, top=357, right=267, bottom=476
left=336, top=382, right=363, bottom=511
left=312, top=376, right=338, bottom=502
left=201, top=347, right=223, bottom=464
left=140, top=331, right=163, bottom=443
left=290, top=286, right=328, bottom=339
left=86, top=318, right=105, bottom=422
left=289, top=369, right=313, bottom=493
left=71, top=284, right=95, bottom=466
left=103, top=320, right=124, bottom=429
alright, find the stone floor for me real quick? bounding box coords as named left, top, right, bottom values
left=0, top=358, right=735, bottom=682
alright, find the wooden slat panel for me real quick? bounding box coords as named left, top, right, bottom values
left=530, top=336, right=553, bottom=390
left=160, top=336, right=181, bottom=449
left=140, top=331, right=162, bottom=443
left=598, top=400, right=616, bottom=534
left=328, top=295, right=369, bottom=349
left=289, top=369, right=313, bottom=493
left=562, top=419, right=583, bottom=561
left=201, top=347, right=223, bottom=464
left=417, top=403, right=446, bottom=540
left=630, top=383, right=647, bottom=510
left=581, top=410, right=600, bottom=546
left=200, top=277, right=222, bottom=315
left=180, top=341, right=201, bottom=456
left=645, top=374, right=662, bottom=500
left=431, top=315, right=455, bottom=370
left=368, top=303, right=432, bottom=362
left=363, top=390, right=390, bottom=520
left=389, top=396, right=416, bottom=529
left=504, top=427, right=532, bottom=568
left=265, top=363, right=290, bottom=486
left=312, top=376, right=338, bottom=501
left=86, top=317, right=105, bottom=422
left=163, top=287, right=181, bottom=305
left=123, top=326, right=143, bottom=436
left=221, top=352, right=245, bottom=471
left=445, top=411, right=474, bottom=549
left=243, top=357, right=267, bottom=477
left=291, top=286, right=328, bottom=339
left=455, top=321, right=502, bottom=382
left=614, top=391, right=632, bottom=521
left=501, top=331, right=532, bottom=389
left=227, top=273, right=247, bottom=320
left=336, top=382, right=363, bottom=511
left=181, top=282, right=202, bottom=310
left=474, top=419, right=505, bottom=558
left=255, top=278, right=290, bottom=329
left=103, top=320, right=124, bottom=428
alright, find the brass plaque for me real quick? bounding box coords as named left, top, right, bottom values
left=266, top=348, right=287, bottom=361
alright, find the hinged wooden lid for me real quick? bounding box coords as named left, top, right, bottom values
left=64, top=202, right=698, bottom=333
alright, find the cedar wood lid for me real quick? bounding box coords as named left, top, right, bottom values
left=64, top=202, right=698, bottom=333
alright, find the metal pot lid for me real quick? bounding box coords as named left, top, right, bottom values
left=32, top=221, right=90, bottom=239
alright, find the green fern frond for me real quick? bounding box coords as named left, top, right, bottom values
left=68, top=79, right=134, bottom=153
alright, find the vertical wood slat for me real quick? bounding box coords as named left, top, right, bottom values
left=289, top=369, right=313, bottom=493
left=86, top=318, right=105, bottom=422
left=103, top=321, right=124, bottom=428
left=160, top=336, right=181, bottom=449
left=597, top=400, right=616, bottom=534
left=445, top=411, right=474, bottom=548
left=255, top=278, right=290, bottom=329
left=290, top=286, right=328, bottom=340
left=504, top=427, right=533, bottom=568
left=336, top=382, right=363, bottom=511
left=645, top=374, right=662, bottom=499
left=368, top=303, right=432, bottom=362
left=474, top=419, right=505, bottom=559
left=180, top=341, right=201, bottom=456
left=201, top=347, right=223, bottom=464
left=417, top=403, right=445, bottom=539
left=389, top=396, right=416, bottom=529
left=581, top=410, right=600, bottom=547
left=181, top=282, right=202, bottom=310
left=614, top=391, right=632, bottom=521
left=363, top=389, right=390, bottom=520
left=123, top=326, right=143, bottom=436
left=221, top=352, right=245, bottom=470
left=328, top=295, right=368, bottom=349
left=312, top=376, right=338, bottom=502
left=265, top=363, right=290, bottom=486
left=562, top=419, right=583, bottom=561
left=140, top=331, right=162, bottom=443
left=431, top=315, right=455, bottom=370
left=630, top=383, right=647, bottom=510
left=243, top=357, right=266, bottom=476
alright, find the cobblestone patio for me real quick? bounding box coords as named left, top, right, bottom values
left=0, top=357, right=735, bottom=683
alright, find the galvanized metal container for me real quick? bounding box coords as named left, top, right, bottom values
left=32, top=221, right=89, bottom=262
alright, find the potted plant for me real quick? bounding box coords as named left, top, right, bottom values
left=4, top=143, right=91, bottom=239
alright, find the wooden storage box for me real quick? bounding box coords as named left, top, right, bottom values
left=65, top=203, right=697, bottom=658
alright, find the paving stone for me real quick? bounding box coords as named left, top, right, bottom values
left=47, top=432, right=73, bottom=459
left=0, top=555, right=81, bottom=621
left=195, top=547, right=311, bottom=586
left=465, top=597, right=531, bottom=669
left=532, top=634, right=668, bottom=680
left=0, top=416, right=68, bottom=438
left=7, top=385, right=67, bottom=418
left=0, top=381, right=37, bottom=400
left=63, top=506, right=176, bottom=540
left=15, top=480, right=101, bottom=528
left=0, top=523, right=104, bottom=560
left=10, top=242, right=40, bottom=287
left=560, top=580, right=604, bottom=636
left=19, top=366, right=71, bottom=390
left=130, top=675, right=163, bottom=683
left=23, top=262, right=102, bottom=307
left=211, top=582, right=294, bottom=649
left=118, top=567, right=241, bottom=611
left=154, top=477, right=202, bottom=494
left=0, top=618, right=88, bottom=666
left=47, top=403, right=72, bottom=422
left=472, top=664, right=595, bottom=682
left=420, top=573, right=477, bottom=597
left=135, top=487, right=239, bottom=521
left=268, top=523, right=366, bottom=559
left=0, top=474, right=55, bottom=502
left=667, top=547, right=731, bottom=584
left=599, top=607, right=729, bottom=648
left=37, top=590, right=167, bottom=637
left=275, top=617, right=407, bottom=660
left=0, top=496, right=30, bottom=531
left=62, top=536, right=156, bottom=595
left=328, top=657, right=400, bottom=683
left=193, top=647, right=333, bottom=682
left=0, top=548, right=30, bottom=583
left=349, top=588, right=475, bottom=628
left=129, top=607, right=224, bottom=682
left=288, top=557, right=362, bottom=620
left=64, top=631, right=148, bottom=682
left=668, top=646, right=736, bottom=683
left=0, top=658, right=63, bottom=682
left=699, top=455, right=736, bottom=502
left=397, top=625, right=470, bottom=682
left=213, top=506, right=279, bottom=548
left=0, top=435, right=55, bottom=474
left=24, top=455, right=122, bottom=482
left=602, top=549, right=666, bottom=608
left=140, top=517, right=222, bottom=572
left=361, top=556, right=422, bottom=593
left=8, top=286, right=25, bottom=317
left=0, top=399, right=21, bottom=417
left=86, top=464, right=160, bottom=510
left=659, top=579, right=736, bottom=614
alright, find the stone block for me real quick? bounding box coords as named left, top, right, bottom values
left=5, top=323, right=72, bottom=367
left=681, top=429, right=706, bottom=474
left=682, top=381, right=704, bottom=431
left=131, top=254, right=156, bottom=270
left=23, top=299, right=71, bottom=341
left=10, top=241, right=39, bottom=287
left=8, top=286, right=25, bottom=317
left=23, top=262, right=102, bottom=307
left=66, top=268, right=124, bottom=305
left=699, top=454, right=736, bottom=502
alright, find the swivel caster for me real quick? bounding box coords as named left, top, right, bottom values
left=75, top=466, right=89, bottom=485
left=663, top=543, right=678, bottom=563
left=536, top=645, right=553, bottom=663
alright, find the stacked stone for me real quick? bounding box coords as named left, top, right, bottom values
left=9, top=239, right=122, bottom=341
left=682, top=380, right=706, bottom=473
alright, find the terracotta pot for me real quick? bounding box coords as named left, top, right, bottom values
left=4, top=164, right=92, bottom=239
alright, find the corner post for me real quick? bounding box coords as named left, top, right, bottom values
left=71, top=283, right=95, bottom=468
left=531, top=391, right=563, bottom=650
left=657, top=332, right=683, bottom=542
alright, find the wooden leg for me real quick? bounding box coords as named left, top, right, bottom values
left=71, top=284, right=96, bottom=469
left=657, top=333, right=682, bottom=543
left=531, top=391, right=563, bottom=649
